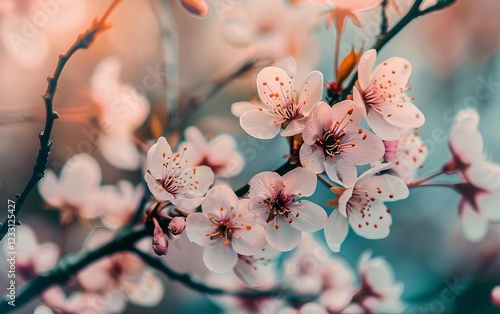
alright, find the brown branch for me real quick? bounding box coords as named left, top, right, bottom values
left=0, top=0, right=123, bottom=242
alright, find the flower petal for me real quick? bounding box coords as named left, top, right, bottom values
left=357, top=174, right=409, bottom=202
left=248, top=171, right=282, bottom=199
left=357, top=49, right=377, bottom=91
left=231, top=101, right=260, bottom=117
left=265, top=217, right=301, bottom=252
left=240, top=110, right=282, bottom=139
left=366, top=108, right=405, bottom=141
left=299, top=144, right=326, bottom=174
left=349, top=200, right=392, bottom=240
left=38, top=171, right=63, bottom=207
left=299, top=70, right=324, bottom=115
left=339, top=129, right=384, bottom=164
left=99, top=133, right=142, bottom=170
left=202, top=185, right=239, bottom=217
left=379, top=101, right=425, bottom=129
left=232, top=223, right=267, bottom=256
left=282, top=167, right=318, bottom=197
left=146, top=137, right=173, bottom=179
left=324, top=209, right=349, bottom=253
left=256, top=66, right=293, bottom=109
left=145, top=172, right=174, bottom=202
left=288, top=200, right=327, bottom=232
left=203, top=240, right=238, bottom=273
left=126, top=270, right=164, bottom=307
left=459, top=200, right=488, bottom=242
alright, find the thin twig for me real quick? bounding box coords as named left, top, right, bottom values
left=339, top=0, right=457, bottom=100
left=0, top=226, right=150, bottom=313
left=0, top=0, right=123, bottom=242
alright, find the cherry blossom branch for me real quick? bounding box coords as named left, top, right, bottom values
left=380, top=0, right=388, bottom=35
left=130, top=247, right=317, bottom=302
left=339, top=0, right=458, bottom=100
left=0, top=0, right=123, bottom=242
left=407, top=168, right=446, bottom=187
left=0, top=226, right=150, bottom=313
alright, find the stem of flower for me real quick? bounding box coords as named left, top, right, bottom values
left=408, top=183, right=456, bottom=189
left=407, top=169, right=446, bottom=187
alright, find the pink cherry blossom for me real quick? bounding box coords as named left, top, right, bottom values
left=384, top=130, right=427, bottom=183
left=179, top=126, right=244, bottom=179
left=300, top=100, right=385, bottom=184
left=145, top=136, right=214, bottom=210
left=186, top=185, right=267, bottom=273
left=91, top=57, right=151, bottom=170
left=324, top=163, right=409, bottom=252
left=77, top=229, right=164, bottom=309
left=444, top=109, right=484, bottom=179
left=233, top=245, right=280, bottom=287
left=345, top=250, right=406, bottom=313
left=491, top=286, right=500, bottom=308
left=237, top=66, right=323, bottom=139
left=99, top=180, right=144, bottom=230
left=454, top=161, right=500, bottom=242
left=248, top=167, right=327, bottom=251
left=38, top=153, right=103, bottom=225
left=353, top=49, right=425, bottom=141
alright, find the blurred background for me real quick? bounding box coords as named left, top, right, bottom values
left=0, top=0, right=499, bottom=313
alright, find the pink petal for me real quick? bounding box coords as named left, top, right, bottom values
left=240, top=110, right=282, bottom=139
left=379, top=101, right=425, bottom=129
left=265, top=216, right=301, bottom=251
left=325, top=157, right=357, bottom=186
left=324, top=210, right=349, bottom=253
left=337, top=0, right=382, bottom=11
left=60, top=153, right=102, bottom=189
left=144, top=172, right=174, bottom=202
left=207, top=134, right=238, bottom=164
left=256, top=66, right=293, bottom=110
left=287, top=200, right=327, bottom=232
left=33, top=243, right=60, bottom=272
left=357, top=174, right=409, bottom=202
left=459, top=200, right=488, bottom=242
left=339, top=129, right=384, bottom=164
left=349, top=200, right=392, bottom=239
left=186, top=213, right=213, bottom=246
left=184, top=126, right=207, bottom=148
left=282, top=167, right=318, bottom=197
left=327, top=100, right=362, bottom=134
left=370, top=56, right=412, bottom=96
left=203, top=240, right=239, bottom=273
left=175, top=165, right=214, bottom=197
left=126, top=271, right=164, bottom=306
left=353, top=87, right=368, bottom=117
left=357, top=49, right=377, bottom=91
left=248, top=171, right=282, bottom=199
left=338, top=187, right=354, bottom=216
left=298, top=71, right=324, bottom=115
left=366, top=108, right=405, bottom=141
left=299, top=144, right=326, bottom=174
left=281, top=117, right=307, bottom=137
left=170, top=197, right=204, bottom=211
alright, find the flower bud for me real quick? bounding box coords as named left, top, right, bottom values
left=168, top=217, right=186, bottom=235
left=492, top=286, right=500, bottom=308
left=152, top=217, right=168, bottom=256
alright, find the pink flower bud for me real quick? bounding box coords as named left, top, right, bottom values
left=152, top=217, right=168, bottom=256
left=179, top=0, right=209, bottom=16
left=168, top=217, right=186, bottom=235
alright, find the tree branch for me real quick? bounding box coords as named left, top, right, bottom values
left=0, top=0, right=124, bottom=242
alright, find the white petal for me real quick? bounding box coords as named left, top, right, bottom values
left=240, top=110, right=282, bottom=139
left=379, top=101, right=425, bottom=129
left=370, top=56, right=412, bottom=97
left=38, top=171, right=63, bottom=207
left=349, top=200, right=392, bottom=240
left=459, top=200, right=488, bottom=242
left=265, top=217, right=301, bottom=252
left=126, top=271, right=164, bottom=307
left=327, top=100, right=362, bottom=134
left=478, top=192, right=500, bottom=222
left=144, top=172, right=174, bottom=202
left=357, top=49, right=377, bottom=91
left=203, top=240, right=238, bottom=273
left=324, top=210, right=349, bottom=253
left=302, top=102, right=330, bottom=145
left=281, top=118, right=307, bottom=137
left=288, top=201, right=327, bottom=232
left=256, top=66, right=293, bottom=110
left=60, top=153, right=101, bottom=189
left=325, top=157, right=357, bottom=186
left=33, top=243, right=60, bottom=272
left=221, top=17, right=255, bottom=46
left=186, top=213, right=213, bottom=246
left=170, top=197, right=204, bottom=211
left=202, top=185, right=239, bottom=217
left=184, top=126, right=207, bottom=148
left=339, top=130, right=385, bottom=164
left=298, top=71, right=324, bottom=115
left=99, top=133, right=141, bottom=170
left=146, top=137, right=172, bottom=179
left=232, top=224, right=267, bottom=256
left=248, top=171, right=281, bottom=199
left=366, top=108, right=405, bottom=141
left=282, top=167, right=318, bottom=197
left=231, top=101, right=260, bottom=117
left=299, top=144, right=326, bottom=174
left=357, top=174, right=409, bottom=202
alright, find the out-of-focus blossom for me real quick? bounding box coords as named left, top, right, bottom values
left=248, top=168, right=327, bottom=251
left=491, top=286, right=500, bottom=308
left=384, top=130, right=427, bottom=183
left=144, top=136, right=214, bottom=210
left=99, top=180, right=144, bottom=230
left=353, top=49, right=425, bottom=141
left=180, top=126, right=244, bottom=179
left=445, top=109, right=484, bottom=179
left=300, top=100, right=384, bottom=184
left=186, top=185, right=267, bottom=273
left=38, top=153, right=102, bottom=225
left=307, top=0, right=382, bottom=31
left=235, top=66, right=323, bottom=139
left=277, top=303, right=327, bottom=314
left=324, top=163, right=409, bottom=252
left=233, top=245, right=280, bottom=287
left=178, top=0, right=209, bottom=16
left=344, top=250, right=406, bottom=313
left=77, top=229, right=164, bottom=309
left=90, top=57, right=150, bottom=170
left=416, top=0, right=500, bottom=76
left=168, top=216, right=186, bottom=235
left=220, top=0, right=321, bottom=78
